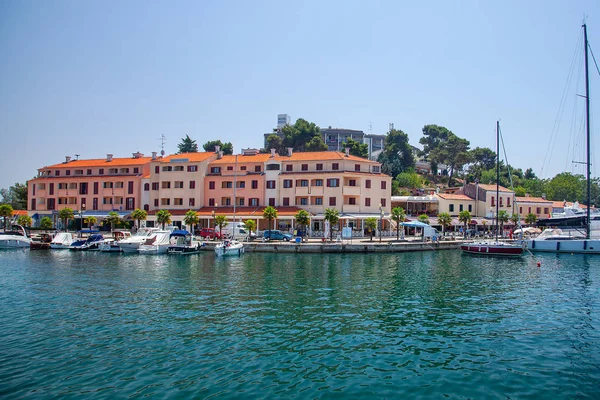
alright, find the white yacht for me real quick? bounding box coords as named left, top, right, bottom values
left=0, top=225, right=31, bottom=249
left=215, top=239, right=245, bottom=257
left=50, top=232, right=74, bottom=249
left=119, top=227, right=160, bottom=253
left=138, top=231, right=171, bottom=254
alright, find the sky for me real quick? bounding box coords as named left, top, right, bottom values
left=1, top=0, right=600, bottom=191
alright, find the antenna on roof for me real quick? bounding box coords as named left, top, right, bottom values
left=389, top=123, right=394, bottom=132
left=74, top=154, right=80, bottom=160
left=158, top=134, right=167, bottom=156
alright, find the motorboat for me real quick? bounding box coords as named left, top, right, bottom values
left=119, top=227, right=160, bottom=253
left=215, top=239, right=245, bottom=257
left=138, top=230, right=171, bottom=254
left=525, top=228, right=600, bottom=254
left=50, top=232, right=74, bottom=249
left=30, top=233, right=54, bottom=250
left=167, top=230, right=204, bottom=255
left=0, top=225, right=32, bottom=249
left=98, top=238, right=123, bottom=253
left=69, top=230, right=104, bottom=251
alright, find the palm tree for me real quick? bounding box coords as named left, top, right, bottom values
left=156, top=210, right=172, bottom=230
left=295, top=209, right=310, bottom=239
left=263, top=206, right=278, bottom=233
left=183, top=210, right=199, bottom=232
left=215, top=215, right=227, bottom=239
left=131, top=208, right=148, bottom=230
left=324, top=208, right=340, bottom=241
left=417, top=213, right=429, bottom=225
left=106, top=211, right=121, bottom=233
left=17, top=214, right=32, bottom=227
left=40, top=216, right=53, bottom=230
left=391, top=207, right=406, bottom=240
left=437, top=212, right=452, bottom=237
left=497, top=210, right=509, bottom=237
left=525, top=213, right=537, bottom=225
left=84, top=216, right=97, bottom=229
left=0, top=204, right=14, bottom=232
left=510, top=213, right=520, bottom=227
left=365, top=217, right=378, bottom=241
left=58, top=208, right=74, bottom=231
left=458, top=210, right=472, bottom=238
left=244, top=219, right=256, bottom=238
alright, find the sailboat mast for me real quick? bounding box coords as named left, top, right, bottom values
left=496, top=121, right=500, bottom=242
left=584, top=23, right=591, bottom=239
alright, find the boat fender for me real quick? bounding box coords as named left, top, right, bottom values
left=531, top=240, right=535, bottom=249
left=556, top=241, right=560, bottom=251
left=584, top=240, right=587, bottom=250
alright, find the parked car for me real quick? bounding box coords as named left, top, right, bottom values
left=198, top=228, right=222, bottom=239
left=263, top=230, right=293, bottom=241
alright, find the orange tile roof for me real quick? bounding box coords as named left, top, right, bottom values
left=477, top=184, right=513, bottom=193
left=436, top=193, right=473, bottom=200
left=44, top=156, right=153, bottom=169
left=160, top=152, right=216, bottom=162
left=275, top=151, right=377, bottom=163
left=12, top=210, right=28, bottom=216
left=210, top=153, right=273, bottom=164
left=516, top=196, right=552, bottom=203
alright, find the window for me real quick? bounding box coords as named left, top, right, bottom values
left=174, top=181, right=184, bottom=189
left=114, top=182, right=123, bottom=189
left=380, top=199, right=386, bottom=207
left=79, top=182, right=88, bottom=195
left=327, top=178, right=339, bottom=187
left=507, top=197, right=511, bottom=207
left=459, top=204, right=464, bottom=212
left=134, top=168, right=139, bottom=174
left=536, top=207, right=541, bottom=214
left=222, top=198, right=231, bottom=206
left=299, top=198, right=308, bottom=205
left=314, top=179, right=323, bottom=187
left=74, top=169, right=83, bottom=175
left=266, top=180, right=276, bottom=189
left=152, top=182, right=159, bottom=190
left=154, top=199, right=159, bottom=207
left=161, top=198, right=170, bottom=206
left=316, top=163, right=323, bottom=171
left=381, top=181, right=387, bottom=190
left=108, top=168, right=118, bottom=174
left=237, top=198, right=245, bottom=206
left=355, top=164, right=360, bottom=172
left=144, top=204, right=149, bottom=211
left=174, top=166, right=184, bottom=172
left=128, top=181, right=134, bottom=194
left=468, top=204, right=472, bottom=212
left=372, top=166, right=380, bottom=173
left=103, top=182, right=113, bottom=189
left=93, top=182, right=98, bottom=195
left=283, top=197, right=290, bottom=206
left=329, top=197, right=336, bottom=206
left=55, top=170, right=60, bottom=176
left=491, top=196, right=495, bottom=206
left=349, top=198, right=356, bottom=205
left=144, top=183, right=150, bottom=191
left=332, top=163, right=339, bottom=170
left=65, top=170, right=71, bottom=176
left=365, top=198, right=371, bottom=207
left=297, top=180, right=308, bottom=187
left=315, top=197, right=323, bottom=205
left=209, top=181, right=215, bottom=190
left=154, top=166, right=159, bottom=174
left=349, top=179, right=356, bottom=187
left=283, top=179, right=293, bottom=188
left=162, top=182, right=171, bottom=189
left=99, top=168, right=104, bottom=175
left=255, top=166, right=261, bottom=173
left=449, top=204, right=455, bottom=212
left=286, top=165, right=293, bottom=172
left=252, top=180, right=258, bottom=189
left=189, top=181, right=196, bottom=189
left=266, top=164, right=280, bottom=171
left=187, top=165, right=198, bottom=172
left=227, top=166, right=233, bottom=171
left=301, top=164, right=308, bottom=171
left=47, top=198, right=56, bottom=210
left=269, top=198, right=275, bottom=206
left=189, top=198, right=195, bottom=207
left=236, top=181, right=245, bottom=189
left=114, top=197, right=123, bottom=205
left=68, top=183, right=77, bottom=189
left=222, top=181, right=233, bottom=189
left=119, top=168, right=130, bottom=174
left=126, top=198, right=135, bottom=210
left=241, top=166, right=246, bottom=171
left=208, top=198, right=215, bottom=206
left=544, top=207, right=549, bottom=215
left=174, top=198, right=183, bottom=206
left=528, top=207, right=532, bottom=213
left=162, top=166, right=172, bottom=172
left=103, top=197, right=113, bottom=205
left=250, top=198, right=259, bottom=206
left=87, top=169, right=92, bottom=175
left=210, top=167, right=221, bottom=174
left=31, top=198, right=36, bottom=210
left=366, top=179, right=371, bottom=189
left=499, top=197, right=503, bottom=207
left=520, top=207, right=523, bottom=214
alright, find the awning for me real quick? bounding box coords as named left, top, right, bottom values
left=402, top=221, right=431, bottom=228
left=77, top=211, right=131, bottom=219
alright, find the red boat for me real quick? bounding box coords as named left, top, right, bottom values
left=460, top=241, right=524, bottom=256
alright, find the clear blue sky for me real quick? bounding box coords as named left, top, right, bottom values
left=1, top=0, right=599, bottom=191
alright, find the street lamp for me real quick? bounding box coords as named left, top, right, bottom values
left=379, top=203, right=384, bottom=243
left=80, top=203, right=86, bottom=230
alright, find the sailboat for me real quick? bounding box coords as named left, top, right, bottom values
left=215, top=154, right=245, bottom=257
left=525, top=23, right=600, bottom=254
left=460, top=121, right=524, bottom=256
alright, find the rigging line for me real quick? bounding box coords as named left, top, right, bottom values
left=541, top=29, right=583, bottom=178
left=498, top=125, right=519, bottom=224
left=589, top=43, right=600, bottom=77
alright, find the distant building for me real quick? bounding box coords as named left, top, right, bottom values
left=277, top=114, right=290, bottom=129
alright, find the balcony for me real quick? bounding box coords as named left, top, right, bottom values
left=343, top=185, right=361, bottom=196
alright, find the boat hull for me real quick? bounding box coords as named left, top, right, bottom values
left=167, top=245, right=201, bottom=255
left=138, top=244, right=169, bottom=254
left=526, top=239, right=600, bottom=254
left=215, top=243, right=244, bottom=257
left=0, top=237, right=31, bottom=248
left=461, top=243, right=523, bottom=256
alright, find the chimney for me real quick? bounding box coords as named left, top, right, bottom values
left=218, top=151, right=223, bottom=159
left=106, top=154, right=113, bottom=162
left=152, top=152, right=157, bottom=160
left=132, top=151, right=143, bottom=159
left=65, top=156, right=71, bottom=163
left=287, top=147, right=293, bottom=157
left=270, top=148, right=276, bottom=158
left=215, top=145, right=221, bottom=153
left=345, top=147, right=350, bottom=157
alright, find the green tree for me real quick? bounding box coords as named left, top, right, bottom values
left=525, top=213, right=537, bottom=225
left=263, top=206, right=278, bottom=232
left=324, top=208, right=340, bottom=241
left=497, top=210, right=509, bottom=237
left=305, top=136, right=328, bottom=152
left=203, top=140, right=233, bottom=155
left=432, top=133, right=471, bottom=186
left=365, top=217, right=378, bottom=241
left=215, top=215, right=227, bottom=239
left=17, top=214, right=32, bottom=227
left=341, top=137, right=369, bottom=158
left=131, top=208, right=148, bottom=230
left=58, top=208, right=74, bottom=231
left=0, top=182, right=27, bottom=210
left=106, top=211, right=121, bottom=233
left=265, top=134, right=284, bottom=154
left=378, top=128, right=415, bottom=177
left=545, top=172, right=585, bottom=203
left=524, top=168, right=537, bottom=180
left=84, top=216, right=97, bottom=229
left=437, top=212, right=452, bottom=237
left=177, top=134, right=199, bottom=153
left=0, top=204, right=13, bottom=231
left=395, top=171, right=423, bottom=189
left=417, top=214, right=429, bottom=224
left=156, top=210, right=172, bottom=230
left=40, top=216, right=53, bottom=230
left=281, top=118, right=323, bottom=152
left=458, top=210, right=472, bottom=238
left=419, top=124, right=451, bottom=174
left=244, top=219, right=256, bottom=238
left=295, top=209, right=310, bottom=238
left=391, top=207, right=406, bottom=240
left=510, top=213, right=520, bottom=226
left=183, top=210, right=199, bottom=232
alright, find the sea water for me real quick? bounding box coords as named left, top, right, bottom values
left=1, top=249, right=599, bottom=398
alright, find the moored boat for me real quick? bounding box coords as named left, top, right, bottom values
left=69, top=230, right=104, bottom=251
left=215, top=239, right=245, bottom=257
left=0, top=225, right=32, bottom=249
left=98, top=238, right=123, bottom=252
left=50, top=232, right=74, bottom=249
left=30, top=233, right=54, bottom=250
left=167, top=230, right=204, bottom=255
left=138, top=230, right=171, bottom=254
left=119, top=227, right=160, bottom=253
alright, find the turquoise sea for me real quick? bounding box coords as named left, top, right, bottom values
left=1, top=249, right=599, bottom=399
